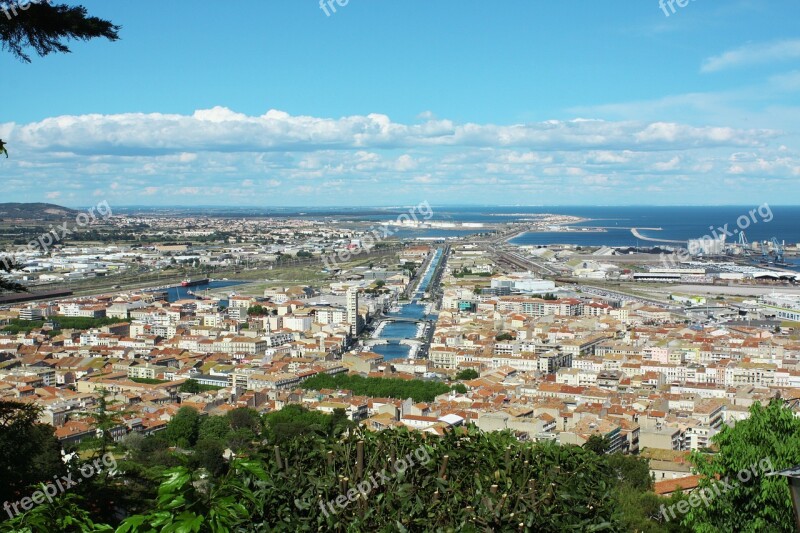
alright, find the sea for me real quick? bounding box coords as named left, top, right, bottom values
left=158, top=280, right=246, bottom=303
left=113, top=205, right=800, bottom=247
left=282, top=205, right=800, bottom=248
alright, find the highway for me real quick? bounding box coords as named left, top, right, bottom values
left=577, top=284, right=683, bottom=312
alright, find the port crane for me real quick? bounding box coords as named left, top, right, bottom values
left=737, top=232, right=752, bottom=258
left=770, top=237, right=786, bottom=264
left=760, top=240, right=771, bottom=263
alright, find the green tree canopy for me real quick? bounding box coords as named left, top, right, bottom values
left=455, top=368, right=479, bottom=380
left=227, top=408, right=261, bottom=434
left=300, top=373, right=450, bottom=403
left=165, top=406, right=201, bottom=448
left=262, top=404, right=353, bottom=444
left=198, top=415, right=231, bottom=443
left=0, top=401, right=64, bottom=505
left=685, top=400, right=800, bottom=532
left=179, top=378, right=202, bottom=394
left=451, top=383, right=468, bottom=394
left=192, top=438, right=228, bottom=478
left=583, top=434, right=611, bottom=455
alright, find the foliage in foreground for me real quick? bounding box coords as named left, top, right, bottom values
left=1, top=424, right=625, bottom=532
left=4, top=401, right=800, bottom=531
left=685, top=400, right=800, bottom=532
left=116, top=426, right=622, bottom=532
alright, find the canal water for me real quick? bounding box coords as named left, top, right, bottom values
left=370, top=248, right=442, bottom=360
left=154, top=280, right=246, bottom=303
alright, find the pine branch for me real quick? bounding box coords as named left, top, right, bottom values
left=0, top=2, right=119, bottom=62
left=0, top=256, right=27, bottom=293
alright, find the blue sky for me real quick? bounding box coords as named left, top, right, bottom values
left=2, top=0, right=800, bottom=206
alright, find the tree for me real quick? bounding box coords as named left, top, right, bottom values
left=262, top=404, right=353, bottom=444
left=198, top=415, right=231, bottom=443
left=227, top=408, right=261, bottom=434
left=192, top=438, right=227, bottom=478
left=606, top=453, right=652, bottom=492
left=0, top=493, right=113, bottom=532
left=0, top=401, right=64, bottom=506
left=0, top=257, right=26, bottom=293
left=247, top=305, right=269, bottom=316
left=451, top=383, right=467, bottom=394
left=0, top=2, right=119, bottom=62
left=165, top=406, right=201, bottom=448
left=300, top=374, right=450, bottom=403
left=179, top=378, right=202, bottom=394
left=119, top=431, right=146, bottom=454
left=226, top=427, right=257, bottom=454
left=684, top=400, right=800, bottom=532
left=455, top=368, right=479, bottom=381
left=80, top=388, right=129, bottom=461
left=583, top=434, right=611, bottom=455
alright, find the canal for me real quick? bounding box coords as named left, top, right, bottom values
left=370, top=248, right=442, bottom=361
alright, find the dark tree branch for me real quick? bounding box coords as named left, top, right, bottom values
left=0, top=2, right=119, bottom=62
left=0, top=256, right=27, bottom=293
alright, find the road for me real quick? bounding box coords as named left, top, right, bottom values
left=577, top=284, right=683, bottom=312
left=22, top=245, right=407, bottom=301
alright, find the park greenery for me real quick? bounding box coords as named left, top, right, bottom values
left=300, top=373, right=451, bottom=403
left=1, top=316, right=129, bottom=334
left=1, top=392, right=799, bottom=530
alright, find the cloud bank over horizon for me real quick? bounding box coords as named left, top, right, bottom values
left=1, top=107, right=797, bottom=206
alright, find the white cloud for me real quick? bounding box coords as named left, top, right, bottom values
left=2, top=107, right=797, bottom=205
left=3, top=108, right=775, bottom=157
left=394, top=154, right=417, bottom=171
left=651, top=156, right=681, bottom=172
left=702, top=39, right=800, bottom=73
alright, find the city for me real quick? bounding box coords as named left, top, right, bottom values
left=3, top=2, right=800, bottom=532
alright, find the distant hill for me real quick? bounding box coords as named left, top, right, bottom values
left=0, top=203, right=79, bottom=221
